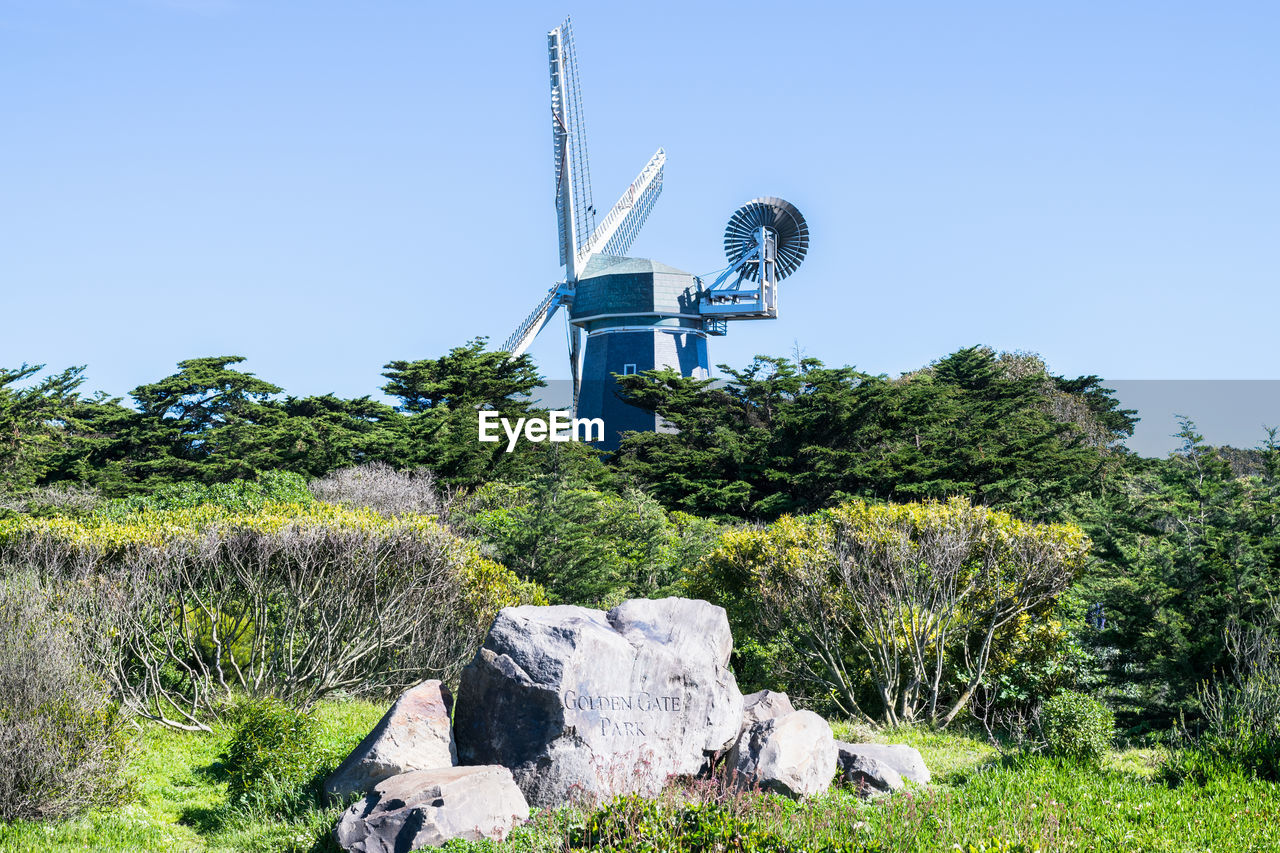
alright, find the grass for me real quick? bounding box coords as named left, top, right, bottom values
left=0, top=699, right=385, bottom=853
left=2, top=702, right=1278, bottom=852
left=462, top=724, right=1280, bottom=852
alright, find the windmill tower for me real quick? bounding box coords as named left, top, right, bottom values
left=503, top=17, right=809, bottom=450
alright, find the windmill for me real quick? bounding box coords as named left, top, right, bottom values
left=502, top=17, right=810, bottom=449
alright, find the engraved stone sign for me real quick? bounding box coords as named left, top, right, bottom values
left=453, top=598, right=744, bottom=808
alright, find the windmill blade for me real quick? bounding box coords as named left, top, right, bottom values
left=549, top=17, right=595, bottom=274
left=577, top=148, right=666, bottom=267
left=503, top=285, right=565, bottom=358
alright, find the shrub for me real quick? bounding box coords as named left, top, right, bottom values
left=222, top=698, right=322, bottom=815
left=0, top=502, right=544, bottom=730
left=0, top=569, right=132, bottom=821
left=309, top=461, right=445, bottom=517
left=0, top=482, right=100, bottom=518
left=1161, top=608, right=1280, bottom=784
left=97, top=470, right=313, bottom=517
left=565, top=794, right=864, bottom=853
left=460, top=479, right=721, bottom=606
left=693, top=498, right=1088, bottom=726
left=1039, top=690, right=1113, bottom=764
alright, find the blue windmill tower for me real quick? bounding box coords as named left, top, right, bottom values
left=502, top=18, right=810, bottom=450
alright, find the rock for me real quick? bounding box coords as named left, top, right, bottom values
left=453, top=598, right=744, bottom=808
left=727, top=709, right=838, bottom=798
left=333, top=765, right=528, bottom=852
left=740, top=690, right=796, bottom=731
left=835, top=742, right=931, bottom=786
left=326, top=680, right=457, bottom=802
left=839, top=752, right=904, bottom=796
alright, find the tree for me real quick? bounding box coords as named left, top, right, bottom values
left=269, top=394, right=403, bottom=477
left=615, top=348, right=1136, bottom=521
left=0, top=364, right=86, bottom=493
left=1079, top=421, right=1280, bottom=721
left=117, top=356, right=284, bottom=486
left=381, top=339, right=570, bottom=487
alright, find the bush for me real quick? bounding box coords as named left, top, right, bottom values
left=1039, top=691, right=1113, bottom=764
left=0, top=569, right=132, bottom=821
left=459, top=479, right=721, bottom=606
left=0, top=502, right=544, bottom=730
left=565, top=794, right=864, bottom=853
left=222, top=698, right=322, bottom=815
left=309, top=462, right=445, bottom=517
left=97, top=470, right=313, bottom=517
left=1161, top=609, right=1280, bottom=785
left=693, top=498, right=1088, bottom=726
left=0, top=483, right=100, bottom=519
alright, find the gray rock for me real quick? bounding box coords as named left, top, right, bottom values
left=740, top=690, right=796, bottom=731
left=333, top=765, right=528, bottom=852
left=835, top=742, right=931, bottom=786
left=453, top=598, right=744, bottom=808
left=839, top=753, right=904, bottom=796
left=326, top=679, right=457, bottom=802
left=727, top=709, right=838, bottom=798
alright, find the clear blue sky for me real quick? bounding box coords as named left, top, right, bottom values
left=3, top=1, right=1278, bottom=448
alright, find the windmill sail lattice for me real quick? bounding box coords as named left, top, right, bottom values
left=549, top=18, right=595, bottom=270
left=578, top=148, right=665, bottom=265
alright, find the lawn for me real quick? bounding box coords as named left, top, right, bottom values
left=1, top=701, right=1277, bottom=852
left=0, top=700, right=385, bottom=853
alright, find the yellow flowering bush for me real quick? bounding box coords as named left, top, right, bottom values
left=691, top=497, right=1088, bottom=726
left=0, top=502, right=542, bottom=730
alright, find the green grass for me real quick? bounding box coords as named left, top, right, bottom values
left=464, top=724, right=1280, bottom=852
left=0, top=699, right=385, bottom=853
left=3, top=706, right=1278, bottom=852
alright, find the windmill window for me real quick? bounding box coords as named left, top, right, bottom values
left=622, top=364, right=638, bottom=375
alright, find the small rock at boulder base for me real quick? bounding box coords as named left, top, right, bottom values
left=333, top=765, right=528, bottom=852
left=839, top=753, right=904, bottom=796
left=835, top=742, right=931, bottom=786
left=326, top=680, right=457, bottom=802
left=453, top=598, right=744, bottom=808
left=727, top=709, right=838, bottom=798
left=740, top=690, right=796, bottom=731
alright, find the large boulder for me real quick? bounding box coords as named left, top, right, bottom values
left=835, top=742, right=931, bottom=786
left=326, top=680, right=457, bottom=802
left=739, top=690, right=796, bottom=731
left=453, top=598, right=744, bottom=807
left=727, top=709, right=838, bottom=798
left=333, top=765, right=528, bottom=852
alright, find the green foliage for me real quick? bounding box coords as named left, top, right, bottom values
left=565, top=794, right=865, bottom=853
left=1160, top=606, right=1280, bottom=785
left=5, top=342, right=1279, bottom=749
left=1078, top=422, right=1280, bottom=721
left=460, top=469, right=720, bottom=606
left=0, top=698, right=385, bottom=851
left=221, top=698, right=322, bottom=816
left=381, top=338, right=572, bottom=488
left=615, top=348, right=1136, bottom=521
left=975, top=619, right=1097, bottom=721
left=7, top=702, right=1280, bottom=852
left=0, top=364, right=87, bottom=493
left=1038, top=691, right=1113, bottom=764
left=97, top=469, right=313, bottom=517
